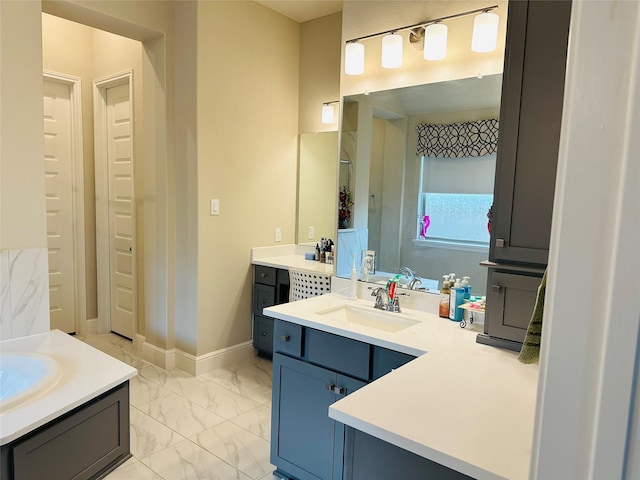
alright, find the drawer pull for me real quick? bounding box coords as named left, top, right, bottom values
left=326, top=383, right=335, bottom=391
left=492, top=285, right=502, bottom=293
left=495, top=238, right=505, bottom=248
left=281, top=335, right=290, bottom=342
left=260, top=272, right=267, bottom=278
left=333, top=386, right=346, bottom=395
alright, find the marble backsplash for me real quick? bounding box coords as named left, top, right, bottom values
left=0, top=248, right=50, bottom=340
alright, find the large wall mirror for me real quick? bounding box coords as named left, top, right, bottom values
left=335, top=74, right=503, bottom=296
left=297, top=132, right=339, bottom=245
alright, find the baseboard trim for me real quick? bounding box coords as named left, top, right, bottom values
left=175, top=341, right=255, bottom=376
left=85, top=318, right=99, bottom=336
left=133, top=334, right=255, bottom=375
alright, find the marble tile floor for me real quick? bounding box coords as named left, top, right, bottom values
left=80, top=333, right=280, bottom=480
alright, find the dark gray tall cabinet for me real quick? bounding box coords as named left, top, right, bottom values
left=478, top=0, right=572, bottom=350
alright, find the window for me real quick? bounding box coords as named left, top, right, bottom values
left=415, top=154, right=495, bottom=250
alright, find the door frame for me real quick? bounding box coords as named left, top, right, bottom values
left=93, top=70, right=136, bottom=335
left=43, top=70, right=87, bottom=336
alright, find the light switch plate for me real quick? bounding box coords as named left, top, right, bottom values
left=275, top=227, right=282, bottom=242
left=308, top=226, right=315, bottom=239
left=210, top=199, right=220, bottom=216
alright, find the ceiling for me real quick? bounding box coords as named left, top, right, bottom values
left=255, top=0, right=343, bottom=23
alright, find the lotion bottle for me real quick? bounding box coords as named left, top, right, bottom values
left=462, top=276, right=471, bottom=301
left=439, top=276, right=451, bottom=318
left=449, top=278, right=464, bottom=322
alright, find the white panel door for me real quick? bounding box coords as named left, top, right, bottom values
left=106, top=83, right=135, bottom=339
left=43, top=79, right=75, bottom=333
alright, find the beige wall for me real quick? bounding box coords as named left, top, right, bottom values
left=1, top=1, right=47, bottom=250
left=299, top=12, right=342, bottom=134
left=195, top=1, right=300, bottom=355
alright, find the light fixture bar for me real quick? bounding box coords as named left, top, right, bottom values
left=344, top=4, right=498, bottom=44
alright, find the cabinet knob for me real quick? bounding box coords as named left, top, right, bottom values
left=260, top=272, right=267, bottom=278
left=495, top=238, right=505, bottom=248
left=281, top=335, right=290, bottom=342
left=492, top=285, right=502, bottom=293
left=261, top=331, right=267, bottom=337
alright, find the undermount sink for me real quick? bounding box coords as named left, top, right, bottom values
left=315, top=305, right=420, bottom=333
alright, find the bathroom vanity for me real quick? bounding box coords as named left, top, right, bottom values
left=264, top=294, right=538, bottom=480
left=251, top=246, right=334, bottom=357
left=0, top=331, right=136, bottom=480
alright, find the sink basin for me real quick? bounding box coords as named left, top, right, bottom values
left=315, top=305, right=420, bottom=332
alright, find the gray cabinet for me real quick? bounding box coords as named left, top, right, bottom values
left=481, top=0, right=571, bottom=348
left=343, top=428, right=472, bottom=480
left=253, top=265, right=290, bottom=357
left=1, top=382, right=130, bottom=480
left=269, top=319, right=418, bottom=480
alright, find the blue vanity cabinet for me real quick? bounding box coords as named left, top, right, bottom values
left=253, top=265, right=290, bottom=357
left=271, top=352, right=366, bottom=480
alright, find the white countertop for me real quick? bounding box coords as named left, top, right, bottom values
left=0, top=330, right=137, bottom=445
left=264, top=294, right=538, bottom=480
left=253, top=254, right=335, bottom=275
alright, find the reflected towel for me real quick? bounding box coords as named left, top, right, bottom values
left=518, top=269, right=547, bottom=364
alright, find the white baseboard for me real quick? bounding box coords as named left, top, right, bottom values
left=133, top=334, right=254, bottom=375
left=85, top=318, right=99, bottom=336
left=176, top=341, right=255, bottom=376
left=135, top=334, right=176, bottom=370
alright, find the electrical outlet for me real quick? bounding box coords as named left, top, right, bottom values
left=308, top=226, right=315, bottom=239
left=275, top=227, right=282, bottom=242
left=210, top=199, right=220, bottom=216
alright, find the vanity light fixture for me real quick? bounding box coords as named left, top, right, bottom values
left=321, top=100, right=339, bottom=124
left=345, top=41, right=365, bottom=75
left=423, top=23, right=448, bottom=61
left=381, top=32, right=403, bottom=68
left=471, top=11, right=500, bottom=53
left=344, top=4, right=498, bottom=75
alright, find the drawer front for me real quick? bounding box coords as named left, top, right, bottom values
left=253, top=315, right=274, bottom=353
left=306, top=329, right=370, bottom=381
left=273, top=320, right=303, bottom=357
left=255, top=265, right=277, bottom=286
left=277, top=268, right=290, bottom=286
left=371, top=346, right=416, bottom=381
left=253, top=283, right=276, bottom=315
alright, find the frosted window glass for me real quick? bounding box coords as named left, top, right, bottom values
left=418, top=192, right=492, bottom=244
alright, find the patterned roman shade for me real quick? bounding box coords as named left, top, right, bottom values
left=416, top=118, right=499, bottom=158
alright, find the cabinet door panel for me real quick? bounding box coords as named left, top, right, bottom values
left=489, top=0, right=571, bottom=265
left=333, top=375, right=367, bottom=480
left=253, top=283, right=276, bottom=315
left=485, top=270, right=542, bottom=343
left=272, top=353, right=336, bottom=480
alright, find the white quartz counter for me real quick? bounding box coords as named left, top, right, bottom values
left=264, top=294, right=538, bottom=480
left=252, top=254, right=334, bottom=275
left=0, top=330, right=137, bottom=445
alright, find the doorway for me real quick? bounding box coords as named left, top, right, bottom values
left=43, top=72, right=87, bottom=334
left=94, top=72, right=136, bottom=340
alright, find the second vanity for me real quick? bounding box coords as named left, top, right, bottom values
left=264, top=288, right=538, bottom=480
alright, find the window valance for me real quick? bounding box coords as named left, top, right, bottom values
left=416, top=118, right=499, bottom=158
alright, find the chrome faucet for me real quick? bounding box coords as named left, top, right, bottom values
left=370, top=286, right=408, bottom=312
left=399, top=266, right=423, bottom=290
left=371, top=287, right=390, bottom=310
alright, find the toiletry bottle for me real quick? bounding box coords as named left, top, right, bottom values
left=449, top=278, right=464, bottom=322
left=350, top=253, right=358, bottom=300
left=462, top=276, right=471, bottom=301
left=439, top=276, right=451, bottom=318
left=315, top=243, right=320, bottom=261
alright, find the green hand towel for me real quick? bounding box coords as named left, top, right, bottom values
left=518, top=269, right=547, bottom=364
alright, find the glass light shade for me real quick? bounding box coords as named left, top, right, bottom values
left=321, top=104, right=335, bottom=124
left=345, top=42, right=365, bottom=75
left=471, top=12, right=499, bottom=53
left=423, top=23, right=448, bottom=61
left=381, top=33, right=403, bottom=69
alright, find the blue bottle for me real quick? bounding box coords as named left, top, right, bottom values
left=449, top=278, right=464, bottom=322
left=462, top=276, right=472, bottom=301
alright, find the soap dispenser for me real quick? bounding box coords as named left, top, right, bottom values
left=449, top=278, right=464, bottom=322
left=350, top=253, right=358, bottom=300
left=439, top=275, right=451, bottom=318
left=462, top=276, right=472, bottom=301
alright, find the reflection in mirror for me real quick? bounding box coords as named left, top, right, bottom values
left=336, top=74, right=503, bottom=296
left=297, top=132, right=338, bottom=245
